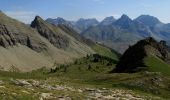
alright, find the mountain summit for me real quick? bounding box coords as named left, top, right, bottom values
left=135, top=15, right=162, bottom=27
left=114, top=37, right=170, bottom=73
left=100, top=16, right=116, bottom=25
left=31, top=16, right=70, bottom=49
left=114, top=14, right=133, bottom=28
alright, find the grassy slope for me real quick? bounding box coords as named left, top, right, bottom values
left=0, top=54, right=169, bottom=99
left=144, top=56, right=170, bottom=75
left=59, top=25, right=120, bottom=61
left=91, top=44, right=119, bottom=60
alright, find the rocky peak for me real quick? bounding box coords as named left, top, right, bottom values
left=121, top=14, right=131, bottom=19
left=135, top=15, right=162, bottom=27
left=55, top=17, right=65, bottom=22
left=46, top=17, right=66, bottom=25
left=0, top=12, right=47, bottom=52
left=100, top=16, right=116, bottom=25
left=114, top=14, right=133, bottom=28
left=113, top=37, right=170, bottom=72
left=31, top=16, right=45, bottom=28
left=77, top=18, right=99, bottom=24
left=31, top=16, right=69, bottom=49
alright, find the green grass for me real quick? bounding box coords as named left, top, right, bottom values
left=0, top=54, right=169, bottom=99
left=49, top=54, right=117, bottom=80
left=91, top=44, right=120, bottom=60
left=144, top=56, right=170, bottom=75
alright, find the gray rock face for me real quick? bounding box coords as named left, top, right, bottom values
left=0, top=24, right=47, bottom=52
left=0, top=11, right=48, bottom=52
left=31, top=16, right=69, bottom=49
left=0, top=24, right=17, bottom=47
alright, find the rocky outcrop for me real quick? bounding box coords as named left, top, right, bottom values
left=31, top=16, right=69, bottom=49
left=113, top=37, right=170, bottom=72
left=0, top=12, right=47, bottom=52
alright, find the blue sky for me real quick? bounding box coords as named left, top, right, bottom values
left=0, top=0, right=169, bottom=23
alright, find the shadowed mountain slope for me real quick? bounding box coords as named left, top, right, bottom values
left=113, top=37, right=170, bottom=73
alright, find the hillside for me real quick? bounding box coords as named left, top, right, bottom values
left=113, top=37, right=170, bottom=73
left=0, top=53, right=167, bottom=99
left=0, top=11, right=120, bottom=71
left=0, top=11, right=98, bottom=71
left=57, top=24, right=120, bottom=60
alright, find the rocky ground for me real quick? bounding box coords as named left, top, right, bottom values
left=0, top=78, right=161, bottom=100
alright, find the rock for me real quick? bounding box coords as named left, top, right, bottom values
left=0, top=13, right=48, bottom=52
left=0, top=86, right=5, bottom=88
left=58, top=96, right=72, bottom=100
left=10, top=79, right=32, bottom=87
left=31, top=16, right=70, bottom=49
left=85, top=88, right=95, bottom=92
left=103, top=95, right=115, bottom=99
left=77, top=89, right=83, bottom=93
left=40, top=93, right=53, bottom=100
left=30, top=80, right=40, bottom=87
left=94, top=93, right=102, bottom=98
left=21, top=90, right=30, bottom=94
left=0, top=80, right=4, bottom=85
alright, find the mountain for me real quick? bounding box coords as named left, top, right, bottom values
left=82, top=14, right=154, bottom=53
left=0, top=11, right=97, bottom=71
left=113, top=14, right=133, bottom=29
left=31, top=16, right=70, bottom=49
left=46, top=17, right=66, bottom=25
left=100, top=16, right=116, bottom=26
left=81, top=14, right=170, bottom=54
left=0, top=11, right=120, bottom=71
left=45, top=17, right=99, bottom=33
left=46, top=17, right=81, bottom=33
left=75, top=18, right=99, bottom=32
left=113, top=37, right=170, bottom=73
left=135, top=15, right=162, bottom=27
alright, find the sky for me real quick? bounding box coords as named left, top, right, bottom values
left=0, top=0, right=169, bottom=24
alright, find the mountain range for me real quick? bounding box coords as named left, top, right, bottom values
left=0, top=11, right=118, bottom=71
left=46, top=17, right=99, bottom=33
left=47, top=15, right=170, bottom=54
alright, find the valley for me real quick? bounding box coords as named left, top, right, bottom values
left=0, top=1, right=170, bottom=99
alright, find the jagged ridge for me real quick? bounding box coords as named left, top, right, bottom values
left=0, top=12, right=47, bottom=52
left=31, top=16, right=69, bottom=49
left=113, top=37, right=170, bottom=72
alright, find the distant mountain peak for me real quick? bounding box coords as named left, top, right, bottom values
left=114, top=14, right=133, bottom=28
left=77, top=18, right=98, bottom=22
left=104, top=16, right=115, bottom=20
left=121, top=14, right=130, bottom=19
left=100, top=16, right=116, bottom=25
left=46, top=17, right=67, bottom=25
left=117, top=14, right=132, bottom=22
left=135, top=15, right=161, bottom=27
left=76, top=18, right=99, bottom=32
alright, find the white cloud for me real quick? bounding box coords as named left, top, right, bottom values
left=4, top=11, right=37, bottom=24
